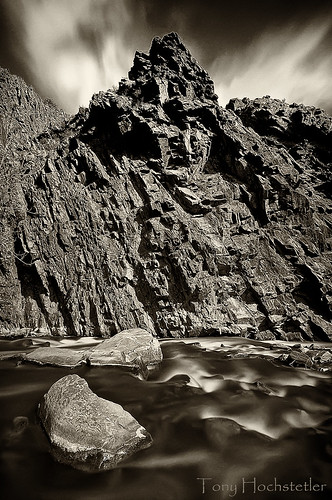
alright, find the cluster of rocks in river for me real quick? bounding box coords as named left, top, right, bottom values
left=0, top=32, right=331, bottom=341
left=35, top=328, right=161, bottom=471
left=26, top=327, right=161, bottom=376
left=221, top=341, right=332, bottom=372
left=1, top=329, right=332, bottom=471
left=1, top=327, right=162, bottom=374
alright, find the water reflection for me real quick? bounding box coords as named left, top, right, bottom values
left=0, top=338, right=331, bottom=499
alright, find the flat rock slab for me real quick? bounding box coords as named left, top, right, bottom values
left=90, top=328, right=162, bottom=367
left=19, top=328, right=162, bottom=372
left=24, top=347, right=87, bottom=368
left=39, top=374, right=152, bottom=471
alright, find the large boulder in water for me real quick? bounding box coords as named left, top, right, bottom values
left=38, top=374, right=152, bottom=471
left=88, top=328, right=163, bottom=368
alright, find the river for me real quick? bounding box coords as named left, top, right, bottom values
left=0, top=337, right=331, bottom=500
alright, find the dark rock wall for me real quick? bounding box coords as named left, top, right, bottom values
left=0, top=68, right=67, bottom=330
left=0, top=33, right=331, bottom=340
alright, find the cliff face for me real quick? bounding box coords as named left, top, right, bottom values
left=0, top=32, right=331, bottom=340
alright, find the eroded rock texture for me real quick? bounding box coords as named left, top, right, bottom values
left=0, top=32, right=331, bottom=340
left=39, top=374, right=152, bottom=471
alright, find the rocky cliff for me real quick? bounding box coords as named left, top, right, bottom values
left=0, top=32, right=331, bottom=340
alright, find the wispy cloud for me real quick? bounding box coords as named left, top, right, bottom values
left=212, top=19, right=332, bottom=111
left=2, top=1, right=332, bottom=114
left=12, top=0, right=134, bottom=112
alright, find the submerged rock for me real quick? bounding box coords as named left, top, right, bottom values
left=3, top=416, right=30, bottom=446
left=38, top=374, right=152, bottom=471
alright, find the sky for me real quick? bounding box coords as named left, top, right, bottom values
left=0, top=0, right=331, bottom=114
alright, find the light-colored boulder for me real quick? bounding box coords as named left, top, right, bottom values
left=39, top=374, right=152, bottom=471
left=89, top=328, right=162, bottom=367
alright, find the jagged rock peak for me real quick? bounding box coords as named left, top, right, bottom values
left=120, top=32, right=218, bottom=104
left=1, top=35, right=332, bottom=342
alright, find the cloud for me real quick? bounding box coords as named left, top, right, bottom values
left=2, top=1, right=331, bottom=115
left=11, top=0, right=135, bottom=113
left=211, top=19, right=332, bottom=112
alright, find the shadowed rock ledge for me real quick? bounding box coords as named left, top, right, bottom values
left=0, top=32, right=331, bottom=341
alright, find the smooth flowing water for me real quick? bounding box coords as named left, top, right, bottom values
left=0, top=338, right=331, bottom=500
